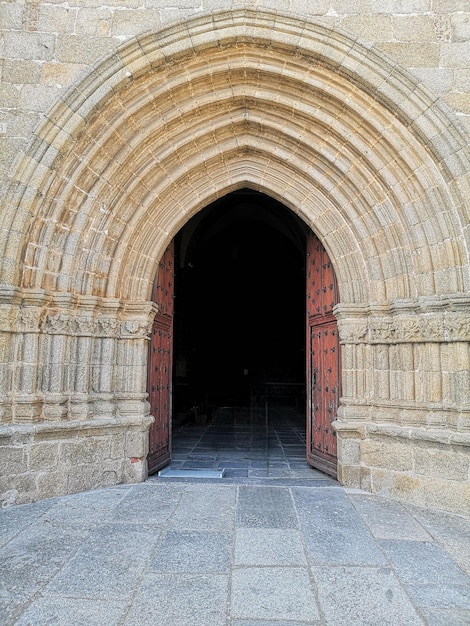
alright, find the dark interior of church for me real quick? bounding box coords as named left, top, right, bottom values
left=173, top=189, right=307, bottom=417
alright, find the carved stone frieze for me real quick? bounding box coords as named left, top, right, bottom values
left=42, top=313, right=153, bottom=338
left=0, top=289, right=156, bottom=339
left=445, top=314, right=470, bottom=340
left=339, top=313, right=470, bottom=343
left=337, top=296, right=470, bottom=344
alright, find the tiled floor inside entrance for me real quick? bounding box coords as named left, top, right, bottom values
left=162, top=406, right=335, bottom=482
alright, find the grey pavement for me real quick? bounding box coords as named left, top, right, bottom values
left=1, top=408, right=470, bottom=625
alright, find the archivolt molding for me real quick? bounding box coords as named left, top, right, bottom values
left=2, top=9, right=469, bottom=305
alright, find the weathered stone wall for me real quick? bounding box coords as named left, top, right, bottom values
left=0, top=4, right=469, bottom=512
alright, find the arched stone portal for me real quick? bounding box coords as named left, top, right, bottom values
left=0, top=10, right=468, bottom=512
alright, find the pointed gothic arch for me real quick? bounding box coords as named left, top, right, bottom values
left=0, top=9, right=468, bottom=512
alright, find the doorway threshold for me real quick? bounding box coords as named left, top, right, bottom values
left=158, top=468, right=226, bottom=479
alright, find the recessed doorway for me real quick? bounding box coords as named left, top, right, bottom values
left=148, top=189, right=340, bottom=479
left=170, top=190, right=308, bottom=478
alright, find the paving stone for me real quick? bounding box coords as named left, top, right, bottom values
left=0, top=521, right=91, bottom=623
left=169, top=483, right=237, bottom=530
left=106, top=483, right=184, bottom=524
left=234, top=528, right=307, bottom=566
left=311, top=565, right=425, bottom=625
left=406, top=583, right=470, bottom=608
left=265, top=461, right=290, bottom=468
left=124, top=572, right=228, bottom=626
left=151, top=530, right=232, bottom=573
left=15, top=596, right=127, bottom=626
left=231, top=567, right=320, bottom=622
left=0, top=498, right=57, bottom=547
left=43, top=486, right=129, bottom=524
left=44, top=523, right=161, bottom=600
left=292, top=487, right=387, bottom=565
left=349, top=494, right=432, bottom=540
left=224, top=468, right=249, bottom=477
left=379, top=539, right=470, bottom=586
left=237, top=486, right=297, bottom=528
left=187, top=453, right=218, bottom=461
left=249, top=460, right=272, bottom=469
left=404, top=504, right=470, bottom=576
left=231, top=622, right=321, bottom=626
left=219, top=460, right=254, bottom=468
left=0, top=594, right=31, bottom=626
left=248, top=469, right=295, bottom=478
left=289, top=466, right=331, bottom=479
left=183, top=459, right=218, bottom=469
left=421, top=608, right=470, bottom=625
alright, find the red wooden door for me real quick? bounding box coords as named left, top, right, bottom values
left=147, top=241, right=174, bottom=474
left=306, top=232, right=340, bottom=477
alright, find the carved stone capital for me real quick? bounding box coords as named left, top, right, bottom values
left=120, top=318, right=153, bottom=339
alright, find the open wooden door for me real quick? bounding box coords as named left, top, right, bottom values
left=147, top=241, right=174, bottom=475
left=306, top=232, right=340, bottom=477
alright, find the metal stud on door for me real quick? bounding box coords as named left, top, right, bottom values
left=306, top=232, right=340, bottom=477
left=147, top=241, right=174, bottom=474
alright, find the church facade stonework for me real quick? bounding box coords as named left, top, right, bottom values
left=0, top=3, right=469, bottom=514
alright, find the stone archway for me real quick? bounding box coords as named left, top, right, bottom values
left=0, top=10, right=468, bottom=512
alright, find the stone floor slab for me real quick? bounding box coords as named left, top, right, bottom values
left=234, top=528, right=306, bottom=566
left=293, top=488, right=387, bottom=565
left=421, top=608, right=470, bottom=625
left=105, top=483, right=184, bottom=524
left=170, top=483, right=237, bottom=530
left=230, top=619, right=322, bottom=626
left=237, top=486, right=297, bottom=528
left=43, top=487, right=128, bottom=524
left=379, top=539, right=470, bottom=586
left=124, top=572, right=228, bottom=626
left=231, top=567, right=320, bottom=622
left=151, top=529, right=232, bottom=573
left=0, top=520, right=91, bottom=623
left=44, top=522, right=161, bottom=600
left=406, top=583, right=470, bottom=609
left=312, top=565, right=425, bottom=625
left=405, top=504, right=470, bottom=576
left=349, top=494, right=432, bottom=541
left=0, top=499, right=57, bottom=547
left=2, top=406, right=470, bottom=626
left=15, top=596, right=127, bottom=626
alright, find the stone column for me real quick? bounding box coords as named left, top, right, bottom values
left=334, top=296, right=470, bottom=514
left=0, top=289, right=156, bottom=505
